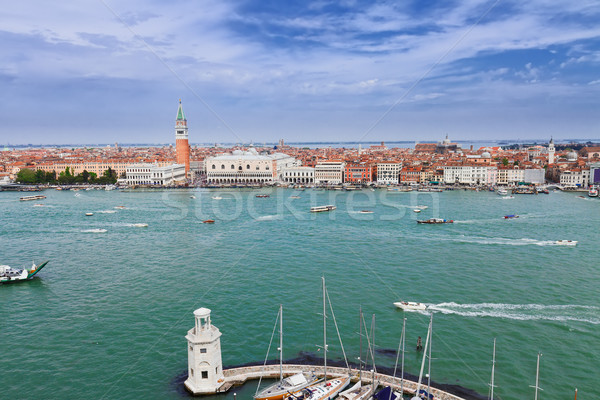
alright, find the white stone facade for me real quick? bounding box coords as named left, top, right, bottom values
left=185, top=308, right=225, bottom=395
left=560, top=169, right=590, bottom=188
left=376, top=162, right=400, bottom=184
left=315, top=161, right=345, bottom=184
left=125, top=163, right=186, bottom=186
left=443, top=165, right=497, bottom=185
left=281, top=166, right=315, bottom=183
left=205, top=150, right=280, bottom=184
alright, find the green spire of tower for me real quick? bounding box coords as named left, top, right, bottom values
left=176, top=99, right=186, bottom=121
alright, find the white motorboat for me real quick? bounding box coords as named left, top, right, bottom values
left=310, top=205, right=336, bottom=213
left=497, top=188, right=508, bottom=196
left=413, top=209, right=421, bottom=213
left=554, top=240, right=577, bottom=246
left=85, top=212, right=94, bottom=216
left=212, top=196, right=222, bottom=200
left=393, top=301, right=427, bottom=311
left=589, top=187, right=598, bottom=197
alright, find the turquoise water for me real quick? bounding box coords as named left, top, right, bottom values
left=1, top=188, right=598, bottom=400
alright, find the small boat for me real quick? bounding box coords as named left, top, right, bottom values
left=417, top=218, right=453, bottom=224
left=497, top=188, right=508, bottom=196
left=310, top=205, right=336, bottom=213
left=190, top=195, right=196, bottom=199
left=20, top=195, right=46, bottom=201
left=555, top=240, right=577, bottom=246
left=413, top=209, right=421, bottom=213
left=212, top=196, right=222, bottom=200
left=1, top=261, right=49, bottom=284
left=33, top=204, right=44, bottom=207
left=393, top=301, right=427, bottom=311
left=132, top=223, right=148, bottom=227
left=589, top=187, right=598, bottom=197
left=74, top=193, right=81, bottom=197
left=256, top=194, right=270, bottom=198
left=85, top=212, right=94, bottom=216
left=359, top=210, right=373, bottom=214
left=114, top=206, right=126, bottom=209
left=203, top=220, right=215, bottom=224
left=503, top=214, right=518, bottom=219
left=290, top=196, right=301, bottom=199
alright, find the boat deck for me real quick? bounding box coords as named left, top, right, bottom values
left=192, top=364, right=466, bottom=400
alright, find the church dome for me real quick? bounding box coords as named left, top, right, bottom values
left=567, top=151, right=578, bottom=161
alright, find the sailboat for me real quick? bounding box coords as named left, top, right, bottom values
left=255, top=305, right=317, bottom=400
left=339, top=311, right=376, bottom=400
left=283, top=277, right=351, bottom=400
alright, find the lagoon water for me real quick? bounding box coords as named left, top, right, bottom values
left=1, top=188, right=599, bottom=400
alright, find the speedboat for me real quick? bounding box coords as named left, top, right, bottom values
left=413, top=209, right=421, bottom=213
left=393, top=301, right=427, bottom=311
left=417, top=218, right=453, bottom=224
left=555, top=240, right=577, bottom=246
left=1, top=261, right=49, bottom=284
left=212, top=196, right=222, bottom=200
left=589, top=187, right=598, bottom=197
left=132, top=223, right=148, bottom=227
left=359, top=210, right=373, bottom=214
left=310, top=205, right=336, bottom=212
left=85, top=212, right=94, bottom=216
left=203, top=220, right=215, bottom=224
left=20, top=195, right=46, bottom=201
left=497, top=188, right=508, bottom=196
left=503, top=214, right=518, bottom=219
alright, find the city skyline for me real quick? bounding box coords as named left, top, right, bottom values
left=1, top=0, right=599, bottom=145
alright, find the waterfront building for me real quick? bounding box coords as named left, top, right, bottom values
left=281, top=166, right=314, bottom=184
left=400, top=166, right=422, bottom=184
left=376, top=162, right=400, bottom=184
left=205, top=149, right=277, bottom=184
left=590, top=162, right=600, bottom=185
left=443, top=165, right=497, bottom=185
left=184, top=308, right=225, bottom=395
left=125, top=163, right=186, bottom=186
left=560, top=168, right=590, bottom=188
left=175, top=100, right=190, bottom=176
left=344, top=162, right=372, bottom=184
left=314, top=161, right=345, bottom=185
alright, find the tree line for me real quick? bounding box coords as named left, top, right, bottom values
left=16, top=167, right=118, bottom=185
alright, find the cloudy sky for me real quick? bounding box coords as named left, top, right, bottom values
left=1, top=0, right=599, bottom=145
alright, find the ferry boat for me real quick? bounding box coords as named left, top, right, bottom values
left=589, top=187, right=598, bottom=197
left=310, top=205, right=336, bottom=213
left=417, top=218, right=453, bottom=224
left=1, top=261, right=49, bottom=284
left=393, top=301, right=427, bottom=311
left=555, top=240, right=577, bottom=246
left=20, top=195, right=46, bottom=201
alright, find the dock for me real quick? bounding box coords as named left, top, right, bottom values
left=214, top=364, right=466, bottom=400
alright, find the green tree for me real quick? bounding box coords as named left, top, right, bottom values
left=35, top=169, right=45, bottom=183
left=45, top=170, right=57, bottom=183
left=81, top=170, right=90, bottom=183
left=502, top=158, right=509, bottom=166
left=16, top=169, right=36, bottom=184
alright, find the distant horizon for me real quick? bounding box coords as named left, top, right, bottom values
left=4, top=137, right=599, bottom=149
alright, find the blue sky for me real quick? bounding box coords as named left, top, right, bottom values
left=1, top=0, right=599, bottom=145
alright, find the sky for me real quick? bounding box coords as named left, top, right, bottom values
left=1, top=0, right=599, bottom=145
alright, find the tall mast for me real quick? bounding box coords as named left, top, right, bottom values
left=532, top=352, right=542, bottom=400
left=322, top=276, right=327, bottom=381
left=414, top=316, right=432, bottom=399
left=401, top=317, right=406, bottom=397
left=359, top=307, right=363, bottom=382
left=427, top=313, right=433, bottom=399
left=489, top=338, right=496, bottom=400
left=371, top=314, right=376, bottom=386
left=279, top=304, right=283, bottom=382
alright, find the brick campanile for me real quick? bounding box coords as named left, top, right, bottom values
left=175, top=99, right=190, bottom=175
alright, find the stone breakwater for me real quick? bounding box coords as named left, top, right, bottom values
left=214, top=364, right=465, bottom=400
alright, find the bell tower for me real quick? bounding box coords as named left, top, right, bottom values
left=175, top=99, right=190, bottom=175
left=548, top=137, right=555, bottom=165
left=184, top=308, right=225, bottom=395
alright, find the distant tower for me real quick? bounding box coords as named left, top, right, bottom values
left=184, top=308, right=225, bottom=395
left=548, top=137, right=555, bottom=164
left=175, top=99, right=190, bottom=175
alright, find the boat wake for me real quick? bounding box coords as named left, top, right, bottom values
left=421, top=234, right=563, bottom=247
left=256, top=214, right=282, bottom=221
left=428, top=302, right=600, bottom=324
left=81, top=228, right=107, bottom=233
left=98, top=210, right=117, bottom=214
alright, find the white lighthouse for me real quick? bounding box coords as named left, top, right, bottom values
left=184, top=308, right=225, bottom=394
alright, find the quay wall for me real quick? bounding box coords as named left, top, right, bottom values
left=218, top=364, right=466, bottom=400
